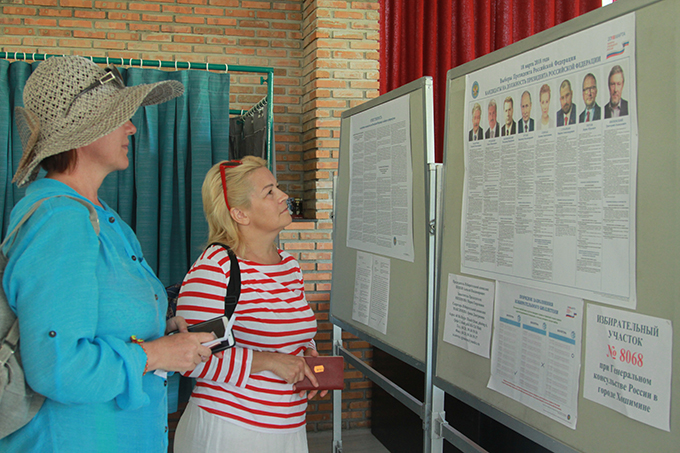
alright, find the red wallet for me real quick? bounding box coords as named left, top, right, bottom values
left=294, top=356, right=345, bottom=391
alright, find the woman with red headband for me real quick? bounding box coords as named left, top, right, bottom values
left=174, top=156, right=325, bottom=453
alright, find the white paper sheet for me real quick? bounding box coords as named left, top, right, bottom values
left=583, top=305, right=672, bottom=431
left=351, top=251, right=390, bottom=335
left=443, top=274, right=495, bottom=358
left=461, top=13, right=637, bottom=308
left=347, top=95, right=414, bottom=262
left=488, top=282, right=583, bottom=429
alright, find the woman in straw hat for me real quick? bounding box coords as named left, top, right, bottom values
left=172, top=157, right=326, bottom=453
left=0, top=55, right=215, bottom=452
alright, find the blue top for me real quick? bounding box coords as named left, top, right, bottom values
left=1, top=179, right=169, bottom=452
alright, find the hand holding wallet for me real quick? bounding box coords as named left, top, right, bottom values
left=294, top=356, right=345, bottom=391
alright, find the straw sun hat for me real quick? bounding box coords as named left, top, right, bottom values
left=13, top=55, right=185, bottom=187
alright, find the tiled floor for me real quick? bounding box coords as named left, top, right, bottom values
left=307, top=428, right=390, bottom=453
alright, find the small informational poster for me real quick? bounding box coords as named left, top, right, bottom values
left=461, top=13, right=637, bottom=309
left=488, top=282, right=583, bottom=429
left=351, top=251, right=390, bottom=335
left=583, top=305, right=672, bottom=431
left=443, top=274, right=494, bottom=358
left=347, top=95, right=414, bottom=262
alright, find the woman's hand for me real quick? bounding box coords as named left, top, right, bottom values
left=301, top=348, right=328, bottom=400
left=142, top=331, right=214, bottom=373
left=252, top=351, right=320, bottom=392
left=166, top=316, right=189, bottom=334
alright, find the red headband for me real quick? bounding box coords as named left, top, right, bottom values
left=219, top=160, right=242, bottom=210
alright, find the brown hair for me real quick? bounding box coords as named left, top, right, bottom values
left=40, top=149, right=78, bottom=174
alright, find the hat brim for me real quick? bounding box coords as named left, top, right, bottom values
left=13, top=79, right=184, bottom=187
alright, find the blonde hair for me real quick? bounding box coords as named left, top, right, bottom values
left=202, top=156, right=268, bottom=251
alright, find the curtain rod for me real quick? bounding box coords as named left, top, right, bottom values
left=0, top=52, right=274, bottom=79
left=2, top=51, right=277, bottom=168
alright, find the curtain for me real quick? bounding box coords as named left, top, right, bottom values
left=0, top=59, right=231, bottom=286
left=0, top=60, right=36, bottom=228
left=380, top=0, right=602, bottom=162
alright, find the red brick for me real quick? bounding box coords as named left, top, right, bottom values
left=25, top=0, right=58, bottom=5
left=160, top=25, right=192, bottom=33
left=93, top=40, right=125, bottom=50
left=333, top=10, right=363, bottom=20
left=129, top=2, right=161, bottom=11
left=239, top=19, right=270, bottom=28
left=25, top=17, right=59, bottom=27
left=242, top=0, right=271, bottom=8
left=76, top=10, right=106, bottom=19
left=3, top=7, right=37, bottom=15
left=176, top=15, right=205, bottom=24
left=272, top=2, right=302, bottom=11
left=271, top=21, right=299, bottom=30
left=317, top=0, right=348, bottom=8
left=108, top=12, right=141, bottom=21
left=351, top=1, right=380, bottom=9
left=161, top=5, right=193, bottom=14
left=350, top=21, right=379, bottom=30
left=223, top=27, right=256, bottom=37
left=195, top=26, right=227, bottom=35
left=160, top=43, right=193, bottom=52
left=141, top=14, right=173, bottom=22
left=257, top=11, right=287, bottom=20
left=58, top=19, right=93, bottom=27
left=22, top=37, right=58, bottom=46
left=94, top=21, right=127, bottom=30
left=95, top=2, right=127, bottom=9
left=127, top=42, right=159, bottom=51
left=38, top=28, right=71, bottom=37
left=194, top=7, right=225, bottom=15
left=60, top=0, right=93, bottom=6
left=72, top=30, right=106, bottom=39
left=209, top=0, right=239, bottom=5
left=173, top=35, right=204, bottom=44
left=37, top=8, right=71, bottom=17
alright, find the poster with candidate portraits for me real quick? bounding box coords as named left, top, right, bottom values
left=462, top=13, right=637, bottom=309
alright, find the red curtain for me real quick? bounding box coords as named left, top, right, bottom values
left=380, top=0, right=602, bottom=162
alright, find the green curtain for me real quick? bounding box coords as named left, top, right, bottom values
left=0, top=59, right=230, bottom=286
left=0, top=60, right=36, bottom=229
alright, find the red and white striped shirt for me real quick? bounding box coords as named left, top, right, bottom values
left=176, top=245, right=317, bottom=433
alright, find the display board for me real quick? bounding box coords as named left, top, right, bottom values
left=331, top=77, right=434, bottom=367
left=436, top=0, right=679, bottom=451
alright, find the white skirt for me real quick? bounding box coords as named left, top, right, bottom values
left=173, top=400, right=309, bottom=453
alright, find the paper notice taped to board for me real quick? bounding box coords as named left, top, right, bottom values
left=583, top=305, right=672, bottom=431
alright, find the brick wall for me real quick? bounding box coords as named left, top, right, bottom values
left=1, top=0, right=380, bottom=435
left=297, top=0, right=380, bottom=431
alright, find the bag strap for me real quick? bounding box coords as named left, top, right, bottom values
left=207, top=242, right=241, bottom=338
left=0, top=321, right=19, bottom=367
left=1, top=196, right=99, bottom=366
left=1, top=196, right=100, bottom=251
left=207, top=242, right=241, bottom=318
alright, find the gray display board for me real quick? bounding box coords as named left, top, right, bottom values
left=435, top=0, right=679, bottom=451
left=331, top=77, right=434, bottom=368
